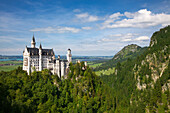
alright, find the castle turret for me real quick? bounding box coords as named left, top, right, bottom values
left=39, top=43, right=42, bottom=71
left=52, top=54, right=56, bottom=60
left=58, top=55, right=60, bottom=60
left=66, top=48, right=72, bottom=63
left=31, top=35, right=36, bottom=48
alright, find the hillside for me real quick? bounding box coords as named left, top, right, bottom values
left=101, top=25, right=170, bottom=112
left=94, top=44, right=147, bottom=71
left=113, top=44, right=146, bottom=60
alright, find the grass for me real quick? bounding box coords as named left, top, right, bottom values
left=88, top=62, right=103, bottom=68
left=95, top=67, right=115, bottom=76
left=0, top=61, right=22, bottom=71
left=0, top=60, right=22, bottom=65
left=0, top=65, right=22, bottom=71
left=87, top=61, right=115, bottom=76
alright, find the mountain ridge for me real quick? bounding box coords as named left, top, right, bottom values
left=94, top=44, right=147, bottom=71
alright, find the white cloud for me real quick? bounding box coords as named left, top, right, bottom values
left=102, top=9, right=170, bottom=29
left=82, top=26, right=92, bottom=30
left=134, top=36, right=149, bottom=41
left=0, top=36, right=26, bottom=42
left=102, top=12, right=123, bottom=28
left=97, top=33, right=149, bottom=43
left=76, top=13, right=89, bottom=18
left=75, top=12, right=100, bottom=22
left=30, top=26, right=81, bottom=33
left=109, top=12, right=123, bottom=19
left=108, top=34, right=123, bottom=37
left=73, top=9, right=81, bottom=13
left=122, top=38, right=132, bottom=42
left=88, top=15, right=99, bottom=22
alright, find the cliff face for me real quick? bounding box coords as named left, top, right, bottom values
left=131, top=26, right=170, bottom=112
left=134, top=46, right=169, bottom=90
left=134, top=26, right=170, bottom=91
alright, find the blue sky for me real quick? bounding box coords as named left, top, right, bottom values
left=0, top=0, right=170, bottom=56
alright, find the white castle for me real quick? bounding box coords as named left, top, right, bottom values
left=23, top=35, right=72, bottom=78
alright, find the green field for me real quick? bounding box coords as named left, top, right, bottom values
left=88, top=62, right=103, bottom=68
left=95, top=67, right=115, bottom=76
left=0, top=61, right=22, bottom=71
left=87, top=61, right=115, bottom=76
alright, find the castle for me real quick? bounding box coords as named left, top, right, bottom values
left=23, top=35, right=72, bottom=78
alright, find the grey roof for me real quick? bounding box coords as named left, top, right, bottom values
left=26, top=47, right=54, bottom=56
left=27, top=48, right=39, bottom=55
left=42, top=49, right=54, bottom=55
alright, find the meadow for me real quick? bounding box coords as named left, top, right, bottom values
left=0, top=61, right=22, bottom=71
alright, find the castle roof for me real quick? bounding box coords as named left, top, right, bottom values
left=26, top=47, right=54, bottom=56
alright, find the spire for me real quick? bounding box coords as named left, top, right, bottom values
left=25, top=45, right=28, bottom=52
left=32, top=34, right=35, bottom=42
left=39, top=43, right=42, bottom=49
left=31, top=34, right=36, bottom=48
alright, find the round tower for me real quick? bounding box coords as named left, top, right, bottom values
left=66, top=48, right=72, bottom=63
left=31, top=35, right=36, bottom=48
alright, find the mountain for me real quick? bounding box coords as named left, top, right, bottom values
left=112, top=44, right=147, bottom=60
left=101, top=25, right=170, bottom=112
left=94, top=44, right=147, bottom=71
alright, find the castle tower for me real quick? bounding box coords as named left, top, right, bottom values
left=31, top=35, right=36, bottom=48
left=52, top=54, right=56, bottom=60
left=39, top=43, right=42, bottom=71
left=66, top=48, right=72, bottom=63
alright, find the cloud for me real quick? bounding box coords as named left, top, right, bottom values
left=76, top=13, right=89, bottom=18
left=81, top=26, right=92, bottom=30
left=0, top=36, right=26, bottom=43
left=73, top=9, right=81, bottom=13
left=97, top=33, right=137, bottom=43
left=109, top=12, right=124, bottom=19
left=134, top=36, right=149, bottom=41
left=30, top=26, right=81, bottom=33
left=97, top=33, right=149, bottom=43
left=75, top=12, right=100, bottom=22
left=102, top=9, right=170, bottom=29
left=102, top=12, right=123, bottom=28
left=122, top=38, right=132, bottom=42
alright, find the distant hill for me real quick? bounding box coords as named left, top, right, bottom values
left=94, top=44, right=147, bottom=71
left=112, top=44, right=147, bottom=60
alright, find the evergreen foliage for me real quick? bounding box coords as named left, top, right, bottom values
left=0, top=63, right=116, bottom=113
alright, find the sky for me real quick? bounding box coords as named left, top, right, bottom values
left=0, top=0, right=170, bottom=56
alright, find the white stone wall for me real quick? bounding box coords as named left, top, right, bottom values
left=30, top=56, right=39, bottom=71
left=23, top=47, right=71, bottom=77
left=61, top=61, right=65, bottom=78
